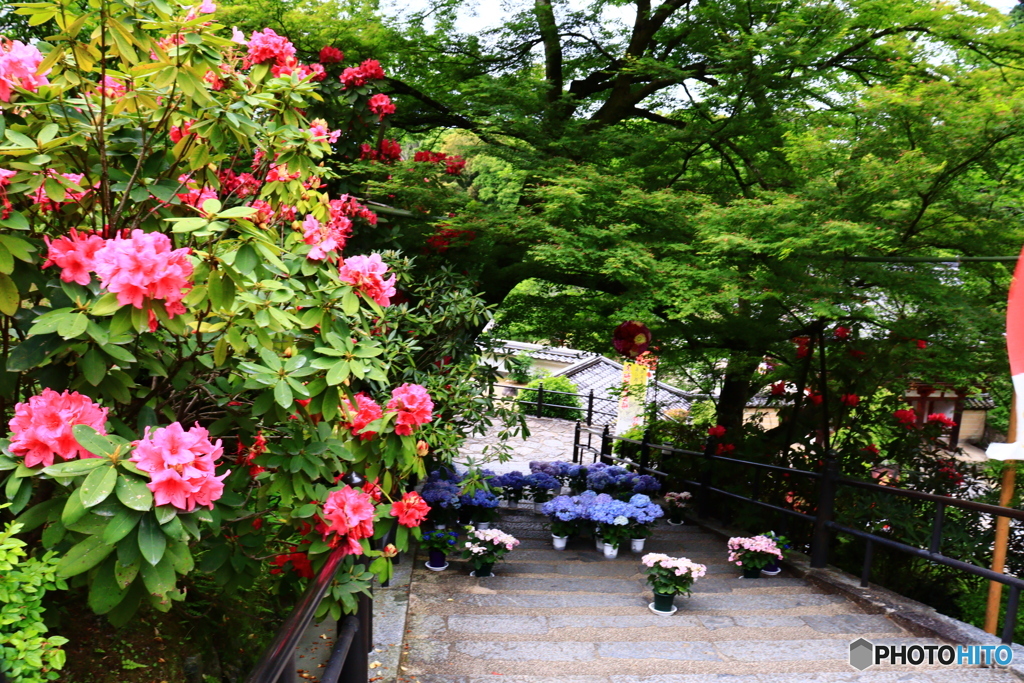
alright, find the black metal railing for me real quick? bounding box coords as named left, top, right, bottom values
left=244, top=545, right=371, bottom=683
left=498, top=383, right=618, bottom=426
left=574, top=422, right=1024, bottom=644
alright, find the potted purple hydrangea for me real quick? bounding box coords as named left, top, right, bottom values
left=492, top=470, right=527, bottom=508
left=460, top=488, right=501, bottom=529
left=626, top=494, right=664, bottom=552
left=421, top=529, right=460, bottom=571
left=420, top=480, right=461, bottom=528
left=540, top=495, right=582, bottom=550
left=524, top=472, right=561, bottom=512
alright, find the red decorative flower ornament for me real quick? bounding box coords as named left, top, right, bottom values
left=612, top=321, right=652, bottom=358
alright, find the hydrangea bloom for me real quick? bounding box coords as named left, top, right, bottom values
left=633, top=474, right=661, bottom=494
left=726, top=535, right=783, bottom=567
left=321, top=485, right=376, bottom=555
left=367, top=93, right=395, bottom=120
left=541, top=495, right=581, bottom=522
left=459, top=489, right=499, bottom=509
left=42, top=229, right=106, bottom=285
left=9, top=389, right=108, bottom=467
left=246, top=28, right=296, bottom=67
left=386, top=383, right=433, bottom=435
left=130, top=422, right=228, bottom=511
left=524, top=471, right=560, bottom=494
left=391, top=491, right=430, bottom=527
left=463, top=528, right=519, bottom=556
left=641, top=553, right=707, bottom=595
left=339, top=392, right=382, bottom=440
left=93, top=230, right=193, bottom=319
left=492, top=470, right=527, bottom=492
left=338, top=253, right=396, bottom=306
left=0, top=39, right=49, bottom=102
left=420, top=480, right=460, bottom=508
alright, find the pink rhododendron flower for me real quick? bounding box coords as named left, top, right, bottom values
left=266, top=163, right=301, bottom=183
left=387, top=383, right=433, bottom=436
left=309, top=119, right=341, bottom=144
left=97, top=76, right=125, bottom=99
left=329, top=195, right=377, bottom=226
left=175, top=174, right=217, bottom=209
left=203, top=69, right=225, bottom=90
left=231, top=27, right=247, bottom=44
left=340, top=392, right=382, bottom=440
left=367, top=93, right=395, bottom=120
left=338, top=58, right=385, bottom=88
left=320, top=486, right=376, bottom=555
left=42, top=228, right=107, bottom=285
left=131, top=422, right=228, bottom=511
left=302, top=214, right=351, bottom=261
left=337, top=253, right=396, bottom=306
left=93, top=230, right=193, bottom=317
left=0, top=39, right=49, bottom=102
left=30, top=172, right=88, bottom=212
left=0, top=168, right=13, bottom=218
left=8, top=389, right=108, bottom=468
left=319, top=46, right=344, bottom=64
left=246, top=28, right=295, bottom=67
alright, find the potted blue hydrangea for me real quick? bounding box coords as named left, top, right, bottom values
left=460, top=489, right=501, bottom=529
left=626, top=494, right=664, bottom=552
left=589, top=496, right=634, bottom=558
left=524, top=472, right=561, bottom=512
left=421, top=529, right=460, bottom=571
left=541, top=495, right=582, bottom=550
left=492, top=470, right=527, bottom=508
left=420, top=480, right=461, bottom=528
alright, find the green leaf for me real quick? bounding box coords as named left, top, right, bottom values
left=154, top=505, right=176, bottom=525
left=89, top=557, right=128, bottom=614
left=138, top=514, right=167, bottom=566
left=91, top=292, right=123, bottom=316
left=293, top=503, right=317, bottom=518
left=81, top=348, right=106, bottom=386
left=44, top=457, right=106, bottom=477
left=341, top=290, right=359, bottom=316
left=102, top=507, right=143, bottom=545
left=115, top=473, right=154, bottom=511
left=0, top=273, right=18, bottom=316
left=140, top=552, right=176, bottom=596
left=235, top=244, right=259, bottom=274
left=56, top=535, right=114, bottom=578
left=114, top=558, right=140, bottom=589
left=165, top=537, right=194, bottom=573
left=326, top=361, right=350, bottom=385
left=15, top=498, right=62, bottom=532
left=79, top=464, right=117, bottom=507
left=61, top=488, right=88, bottom=526
left=274, top=380, right=293, bottom=408
left=6, top=333, right=62, bottom=370
left=57, top=311, right=88, bottom=339
left=72, top=424, right=117, bottom=457
left=0, top=244, right=13, bottom=275
left=161, top=515, right=187, bottom=542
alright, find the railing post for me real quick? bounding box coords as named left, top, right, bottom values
left=929, top=502, right=945, bottom=555
left=639, top=425, right=652, bottom=474
left=572, top=421, right=580, bottom=464
left=600, top=424, right=612, bottom=466
left=587, top=390, right=594, bottom=426
left=536, top=382, right=545, bottom=418
left=810, top=450, right=839, bottom=569
left=1002, top=585, right=1020, bottom=645
left=698, top=436, right=714, bottom=519
left=338, top=602, right=368, bottom=682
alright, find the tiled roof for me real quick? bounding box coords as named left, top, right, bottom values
left=493, top=340, right=598, bottom=364
left=554, top=356, right=699, bottom=419
left=746, top=392, right=995, bottom=410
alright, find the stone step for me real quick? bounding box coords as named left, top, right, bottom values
left=407, top=672, right=1017, bottom=683
left=412, top=572, right=811, bottom=595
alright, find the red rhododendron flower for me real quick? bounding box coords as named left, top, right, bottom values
left=29, top=171, right=89, bottom=212
left=379, top=139, right=402, bottom=160
left=793, top=336, right=812, bottom=358
left=848, top=349, right=866, bottom=360
left=0, top=168, right=14, bottom=218
left=769, top=382, right=786, bottom=396
left=321, top=486, right=376, bottom=555
left=271, top=550, right=314, bottom=578
left=246, top=28, right=295, bottom=67
left=0, top=39, right=50, bottom=102
left=338, top=253, right=396, bottom=306
left=8, top=389, right=108, bottom=468
left=338, top=59, right=385, bottom=88
left=927, top=413, right=956, bottom=428
left=130, top=422, right=229, bottom=511
left=840, top=394, right=860, bottom=407
left=806, top=391, right=823, bottom=406
left=387, top=383, right=434, bottom=436
left=97, top=76, right=125, bottom=99
left=329, top=195, right=377, bottom=226
left=367, top=93, right=395, bottom=120
left=93, top=230, right=193, bottom=319
left=319, top=46, right=344, bottom=64
left=42, top=228, right=106, bottom=285
left=916, top=339, right=928, bottom=349
left=612, top=321, right=652, bottom=358
left=392, top=491, right=430, bottom=528
left=340, top=392, right=382, bottom=440
left=834, top=326, right=850, bottom=340
left=707, top=425, right=726, bottom=438
left=894, top=409, right=917, bottom=427
left=864, top=444, right=880, bottom=455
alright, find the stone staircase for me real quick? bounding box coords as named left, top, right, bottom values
left=398, top=508, right=1020, bottom=683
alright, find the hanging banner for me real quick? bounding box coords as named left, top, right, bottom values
left=987, top=243, right=1024, bottom=461
left=615, top=361, right=649, bottom=435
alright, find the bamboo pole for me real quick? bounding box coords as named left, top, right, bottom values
left=985, top=396, right=1017, bottom=634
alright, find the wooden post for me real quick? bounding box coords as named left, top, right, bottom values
left=985, top=396, right=1017, bottom=634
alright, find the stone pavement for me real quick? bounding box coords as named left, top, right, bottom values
left=396, top=509, right=1018, bottom=683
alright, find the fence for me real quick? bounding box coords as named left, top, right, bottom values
left=244, top=473, right=374, bottom=683
left=573, top=422, right=1024, bottom=645
left=498, top=382, right=619, bottom=426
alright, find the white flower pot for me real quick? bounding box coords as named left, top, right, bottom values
left=667, top=518, right=685, bottom=526
left=476, top=522, right=491, bottom=530
left=595, top=536, right=605, bottom=552
left=552, top=535, right=568, bottom=551
left=506, top=500, right=519, bottom=509
left=603, top=543, right=619, bottom=559
left=630, top=538, right=646, bottom=553
left=534, top=501, right=545, bottom=514
left=434, top=523, right=447, bottom=530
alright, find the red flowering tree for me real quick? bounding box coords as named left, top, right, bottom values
left=0, top=0, right=516, bottom=642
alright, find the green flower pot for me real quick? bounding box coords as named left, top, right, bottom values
left=473, top=563, right=494, bottom=577
left=652, top=592, right=676, bottom=613
left=742, top=566, right=761, bottom=579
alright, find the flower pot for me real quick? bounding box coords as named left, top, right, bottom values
left=742, top=566, right=761, bottom=579
left=434, top=523, right=447, bottom=530
left=534, top=501, right=545, bottom=514
left=667, top=516, right=685, bottom=526
left=506, top=500, right=519, bottom=509
left=426, top=550, right=448, bottom=571
left=603, top=543, right=619, bottom=559
left=552, top=534, right=568, bottom=551
left=472, top=563, right=494, bottom=577
left=630, top=538, right=646, bottom=553
left=652, top=592, right=676, bottom=614
left=595, top=536, right=605, bottom=552
left=476, top=522, right=491, bottom=530
left=761, top=560, right=782, bottom=576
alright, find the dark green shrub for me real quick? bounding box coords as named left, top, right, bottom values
left=519, top=376, right=583, bottom=420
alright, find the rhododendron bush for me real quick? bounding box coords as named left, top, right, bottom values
left=0, top=0, right=519, bottom=633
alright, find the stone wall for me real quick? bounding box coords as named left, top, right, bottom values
left=458, top=416, right=580, bottom=473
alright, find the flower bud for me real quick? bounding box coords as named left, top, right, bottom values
left=415, top=440, right=429, bottom=457
left=383, top=543, right=398, bottom=558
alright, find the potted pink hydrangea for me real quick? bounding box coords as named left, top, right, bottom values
left=641, top=553, right=707, bottom=615
left=663, top=491, right=691, bottom=525
left=727, top=535, right=784, bottom=578
left=461, top=527, right=519, bottom=577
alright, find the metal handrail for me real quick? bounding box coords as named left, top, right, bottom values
left=320, top=616, right=360, bottom=683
